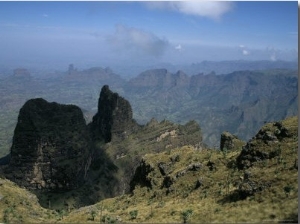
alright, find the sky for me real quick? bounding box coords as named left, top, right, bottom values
left=0, top=1, right=298, bottom=70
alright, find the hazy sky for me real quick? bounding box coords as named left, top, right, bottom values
left=0, top=1, right=298, bottom=70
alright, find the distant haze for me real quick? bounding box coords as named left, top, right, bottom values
left=0, top=1, right=297, bottom=71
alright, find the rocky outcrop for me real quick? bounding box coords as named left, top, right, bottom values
left=220, top=131, right=245, bottom=151
left=90, top=85, right=138, bottom=142
left=4, top=98, right=92, bottom=191
left=129, top=159, right=154, bottom=191
left=236, top=116, right=298, bottom=169
left=236, top=171, right=271, bottom=199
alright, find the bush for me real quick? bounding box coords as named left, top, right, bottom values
left=283, top=185, right=293, bottom=197
left=129, top=210, right=138, bottom=220
left=181, top=209, right=193, bottom=223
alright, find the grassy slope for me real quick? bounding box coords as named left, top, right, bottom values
left=0, top=116, right=298, bottom=223
left=62, top=117, right=298, bottom=223
left=0, top=178, right=59, bottom=223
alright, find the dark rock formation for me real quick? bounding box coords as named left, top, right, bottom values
left=130, top=159, right=154, bottom=192
left=4, top=98, right=92, bottom=191
left=161, top=175, right=175, bottom=189
left=220, top=131, right=245, bottom=151
left=90, top=85, right=138, bottom=142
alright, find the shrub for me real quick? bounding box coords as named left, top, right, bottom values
left=89, top=210, right=96, bottom=221
left=129, top=210, right=138, bottom=220
left=181, top=209, right=193, bottom=223
left=283, top=185, right=293, bottom=197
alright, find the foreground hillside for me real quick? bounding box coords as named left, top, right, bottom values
left=1, top=116, right=297, bottom=223
left=63, top=116, right=298, bottom=223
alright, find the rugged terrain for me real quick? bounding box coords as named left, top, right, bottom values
left=124, top=68, right=298, bottom=146
left=0, top=85, right=204, bottom=210
left=0, top=115, right=297, bottom=223
left=0, top=64, right=298, bottom=158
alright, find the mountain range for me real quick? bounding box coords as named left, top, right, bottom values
left=0, top=61, right=297, bottom=158
left=0, top=83, right=297, bottom=222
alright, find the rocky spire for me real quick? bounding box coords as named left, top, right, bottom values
left=91, top=85, right=137, bottom=142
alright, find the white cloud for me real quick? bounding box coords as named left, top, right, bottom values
left=242, top=49, right=249, bottom=55
left=145, top=1, right=234, bottom=20
left=175, top=44, right=182, bottom=51
left=239, top=45, right=249, bottom=55
left=107, top=24, right=169, bottom=57
left=42, top=14, right=49, bottom=18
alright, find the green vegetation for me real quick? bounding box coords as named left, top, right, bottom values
left=0, top=116, right=297, bottom=223
left=61, top=116, right=298, bottom=223
left=181, top=209, right=193, bottom=223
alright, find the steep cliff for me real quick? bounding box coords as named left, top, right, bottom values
left=4, top=98, right=92, bottom=191
left=90, top=85, right=138, bottom=142
left=1, top=85, right=204, bottom=209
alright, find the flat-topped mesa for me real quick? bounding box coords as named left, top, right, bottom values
left=91, top=85, right=138, bottom=142
left=5, top=98, right=92, bottom=191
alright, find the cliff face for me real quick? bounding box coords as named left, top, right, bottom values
left=124, top=69, right=298, bottom=147
left=91, top=85, right=138, bottom=142
left=5, top=98, right=92, bottom=191
left=1, top=85, right=204, bottom=209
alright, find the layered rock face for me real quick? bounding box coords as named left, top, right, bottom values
left=91, top=85, right=138, bottom=142
left=5, top=98, right=92, bottom=191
